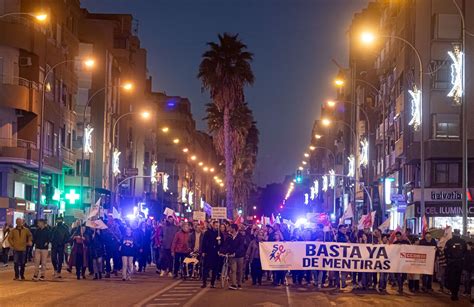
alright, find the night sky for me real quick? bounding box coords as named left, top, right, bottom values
left=81, top=0, right=369, bottom=186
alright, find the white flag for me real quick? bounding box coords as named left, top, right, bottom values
left=339, top=204, right=354, bottom=224
left=112, top=207, right=121, bottom=220
left=87, top=199, right=101, bottom=220
left=438, top=226, right=452, bottom=249
left=86, top=219, right=108, bottom=230
left=378, top=215, right=391, bottom=232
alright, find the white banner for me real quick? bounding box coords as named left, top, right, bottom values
left=259, top=241, right=436, bottom=275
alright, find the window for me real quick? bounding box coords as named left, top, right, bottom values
left=75, top=160, right=90, bottom=177
left=14, top=182, right=25, bottom=198
left=433, top=114, right=459, bottom=139
left=433, top=14, right=461, bottom=39
left=433, top=163, right=459, bottom=186
left=431, top=60, right=450, bottom=89
left=44, top=121, right=54, bottom=154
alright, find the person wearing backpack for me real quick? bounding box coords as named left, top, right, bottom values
left=445, top=229, right=467, bottom=301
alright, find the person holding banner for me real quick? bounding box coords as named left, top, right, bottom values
left=392, top=231, right=410, bottom=294
left=419, top=232, right=437, bottom=292
left=246, top=230, right=264, bottom=286
left=335, top=225, right=349, bottom=289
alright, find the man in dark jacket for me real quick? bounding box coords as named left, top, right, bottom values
left=335, top=225, right=349, bottom=288
left=159, top=216, right=178, bottom=277
left=445, top=229, right=467, bottom=301
left=50, top=216, right=69, bottom=278
left=420, top=232, right=437, bottom=291
left=223, top=224, right=245, bottom=290
left=393, top=231, right=410, bottom=294
left=201, top=221, right=220, bottom=288
left=32, top=219, right=51, bottom=281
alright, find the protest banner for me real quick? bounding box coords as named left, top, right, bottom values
left=211, top=207, right=227, bottom=219
left=193, top=211, right=206, bottom=222
left=259, top=241, right=436, bottom=275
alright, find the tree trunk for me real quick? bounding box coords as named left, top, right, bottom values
left=223, top=105, right=233, bottom=218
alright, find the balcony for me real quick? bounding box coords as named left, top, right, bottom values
left=0, top=79, right=41, bottom=114
left=0, top=137, right=38, bottom=167
left=0, top=17, right=45, bottom=55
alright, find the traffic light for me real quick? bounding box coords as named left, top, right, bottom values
left=295, top=170, right=303, bottom=183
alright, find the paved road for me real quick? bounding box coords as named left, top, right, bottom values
left=0, top=265, right=471, bottom=307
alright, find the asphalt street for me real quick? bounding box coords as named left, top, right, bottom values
left=0, top=265, right=471, bottom=307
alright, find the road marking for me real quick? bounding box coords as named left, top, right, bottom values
left=134, top=280, right=182, bottom=307
left=182, top=287, right=209, bottom=307
left=147, top=304, right=180, bottom=306
left=285, top=276, right=293, bottom=307
left=153, top=298, right=187, bottom=301
left=161, top=293, right=193, bottom=297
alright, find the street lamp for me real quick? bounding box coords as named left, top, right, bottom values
left=314, top=134, right=322, bottom=140
left=361, top=31, right=425, bottom=229
left=79, top=81, right=135, bottom=207
left=36, top=57, right=95, bottom=217
left=0, top=11, right=48, bottom=22
left=110, top=110, right=151, bottom=202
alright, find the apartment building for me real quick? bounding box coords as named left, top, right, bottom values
left=349, top=0, right=474, bottom=233
left=0, top=0, right=83, bottom=226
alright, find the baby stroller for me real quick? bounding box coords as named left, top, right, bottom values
left=182, top=251, right=200, bottom=280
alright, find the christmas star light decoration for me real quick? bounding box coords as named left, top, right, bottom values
left=408, top=86, right=421, bottom=130
left=447, top=45, right=463, bottom=105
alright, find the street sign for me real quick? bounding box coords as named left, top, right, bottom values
left=192, top=211, right=206, bottom=221
left=125, top=168, right=139, bottom=177
left=211, top=207, right=227, bottom=219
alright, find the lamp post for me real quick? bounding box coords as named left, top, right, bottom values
left=0, top=12, right=48, bottom=21
left=79, top=82, right=134, bottom=209
left=110, top=111, right=151, bottom=206
left=451, top=0, right=468, bottom=235
left=361, top=32, right=425, bottom=229
left=36, top=58, right=94, bottom=219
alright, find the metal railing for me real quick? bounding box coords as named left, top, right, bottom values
left=0, top=137, right=37, bottom=149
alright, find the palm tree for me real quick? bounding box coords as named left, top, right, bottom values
left=198, top=33, right=254, bottom=217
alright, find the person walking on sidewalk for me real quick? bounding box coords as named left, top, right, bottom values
left=32, top=219, right=51, bottom=281
left=50, top=216, right=70, bottom=278
left=8, top=218, right=32, bottom=281
left=1, top=224, right=12, bottom=267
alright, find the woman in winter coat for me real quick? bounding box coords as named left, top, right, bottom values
left=1, top=224, right=11, bottom=266
left=246, top=231, right=264, bottom=285
left=120, top=226, right=136, bottom=281
left=69, top=226, right=88, bottom=280
left=90, top=229, right=105, bottom=280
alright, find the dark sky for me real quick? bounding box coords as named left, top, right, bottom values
left=81, top=0, right=368, bottom=186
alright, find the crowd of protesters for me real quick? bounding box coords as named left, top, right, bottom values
left=0, top=215, right=472, bottom=302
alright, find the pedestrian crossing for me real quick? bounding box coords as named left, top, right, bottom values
left=143, top=280, right=204, bottom=307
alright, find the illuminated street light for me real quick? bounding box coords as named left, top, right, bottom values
left=121, top=82, right=134, bottom=91
left=203, top=166, right=209, bottom=172
left=321, top=118, right=332, bottom=126
left=161, top=127, right=169, bottom=133
left=83, top=58, right=95, bottom=69
left=309, top=145, right=316, bottom=151
left=182, top=148, right=189, bottom=153
left=210, top=168, right=215, bottom=173
left=191, top=155, right=197, bottom=161
left=361, top=31, right=376, bottom=44
left=298, top=166, right=304, bottom=171
left=141, top=111, right=151, bottom=119
left=334, top=78, right=345, bottom=87
left=34, top=13, right=48, bottom=22
left=173, top=138, right=180, bottom=144
left=198, top=162, right=204, bottom=166
left=326, top=100, right=336, bottom=107
left=253, top=206, right=257, bottom=210
left=304, top=153, right=309, bottom=158
left=314, top=134, right=322, bottom=139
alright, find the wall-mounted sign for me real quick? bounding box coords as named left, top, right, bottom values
left=413, top=188, right=467, bottom=202
left=415, top=202, right=474, bottom=217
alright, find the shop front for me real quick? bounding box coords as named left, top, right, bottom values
left=409, top=188, right=474, bottom=233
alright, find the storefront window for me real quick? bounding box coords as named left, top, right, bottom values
left=433, top=216, right=474, bottom=234
left=14, top=181, right=25, bottom=199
